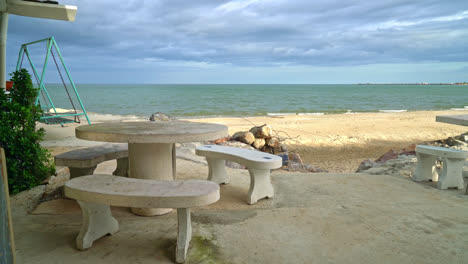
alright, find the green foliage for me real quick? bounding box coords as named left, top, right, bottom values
left=0, top=69, right=55, bottom=194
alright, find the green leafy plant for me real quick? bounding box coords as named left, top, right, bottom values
left=0, top=68, right=55, bottom=194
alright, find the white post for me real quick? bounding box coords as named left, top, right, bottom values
left=0, top=12, right=8, bottom=90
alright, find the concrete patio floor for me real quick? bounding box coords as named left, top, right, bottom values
left=11, top=159, right=468, bottom=264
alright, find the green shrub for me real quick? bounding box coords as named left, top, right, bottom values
left=0, top=69, right=55, bottom=194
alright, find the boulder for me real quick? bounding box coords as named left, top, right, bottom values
left=286, top=162, right=328, bottom=173
left=232, top=131, right=255, bottom=145
left=289, top=152, right=303, bottom=164
left=261, top=145, right=274, bottom=154
left=218, top=140, right=256, bottom=150
left=357, top=155, right=417, bottom=177
left=375, top=150, right=398, bottom=162
left=212, top=136, right=230, bottom=144
left=226, top=161, right=246, bottom=170
left=149, top=112, right=175, bottom=121
left=280, top=144, right=288, bottom=152
left=249, top=124, right=273, bottom=139
left=356, top=159, right=375, bottom=173
left=266, top=137, right=280, bottom=147
left=272, top=145, right=284, bottom=154
left=252, top=138, right=266, bottom=149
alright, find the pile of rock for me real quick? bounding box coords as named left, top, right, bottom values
left=231, top=124, right=286, bottom=154
left=229, top=124, right=326, bottom=173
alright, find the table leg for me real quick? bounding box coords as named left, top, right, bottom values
left=128, top=142, right=174, bottom=216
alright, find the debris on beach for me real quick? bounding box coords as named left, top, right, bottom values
left=356, top=132, right=468, bottom=177
left=149, top=112, right=176, bottom=121
left=224, top=124, right=327, bottom=173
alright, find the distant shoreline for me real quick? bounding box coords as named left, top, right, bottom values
left=357, top=83, right=468, bottom=85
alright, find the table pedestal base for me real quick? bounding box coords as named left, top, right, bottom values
left=129, top=142, right=174, bottom=216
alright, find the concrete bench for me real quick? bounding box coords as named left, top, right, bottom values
left=64, top=175, right=219, bottom=263
left=412, top=145, right=468, bottom=190
left=195, top=145, right=283, bottom=204
left=55, top=144, right=129, bottom=178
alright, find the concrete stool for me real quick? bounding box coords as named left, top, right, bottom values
left=413, top=145, right=468, bottom=190
left=196, top=145, right=283, bottom=204
left=64, top=175, right=219, bottom=263
left=55, top=143, right=129, bottom=178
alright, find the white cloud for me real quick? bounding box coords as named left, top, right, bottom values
left=7, top=0, right=468, bottom=83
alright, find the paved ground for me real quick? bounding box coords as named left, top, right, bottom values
left=10, top=159, right=468, bottom=264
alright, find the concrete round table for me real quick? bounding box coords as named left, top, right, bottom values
left=75, top=121, right=228, bottom=216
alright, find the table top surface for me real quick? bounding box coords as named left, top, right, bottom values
left=435, top=115, right=468, bottom=127
left=76, top=121, right=228, bottom=143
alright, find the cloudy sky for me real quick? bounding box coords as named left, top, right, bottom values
left=7, top=0, right=468, bottom=84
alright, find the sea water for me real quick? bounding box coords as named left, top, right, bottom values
left=41, top=84, right=468, bottom=118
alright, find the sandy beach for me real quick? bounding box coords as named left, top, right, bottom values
left=183, top=110, right=467, bottom=172
left=41, top=109, right=468, bottom=173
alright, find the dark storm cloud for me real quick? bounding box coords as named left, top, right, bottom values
left=6, top=0, right=468, bottom=82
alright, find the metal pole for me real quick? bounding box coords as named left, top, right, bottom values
left=52, top=37, right=91, bottom=124
left=0, top=12, right=8, bottom=90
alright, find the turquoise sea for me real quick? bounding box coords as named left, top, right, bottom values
left=42, top=84, right=468, bottom=118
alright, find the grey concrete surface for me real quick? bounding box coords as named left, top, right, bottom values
left=10, top=159, right=468, bottom=264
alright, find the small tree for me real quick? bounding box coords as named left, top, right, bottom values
left=0, top=69, right=55, bottom=194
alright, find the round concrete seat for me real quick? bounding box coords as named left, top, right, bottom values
left=64, top=175, right=219, bottom=263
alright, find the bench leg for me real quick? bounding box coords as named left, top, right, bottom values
left=247, top=168, right=274, bottom=205
left=206, top=157, right=229, bottom=184
left=176, top=208, right=192, bottom=263
left=173, top=143, right=177, bottom=180
left=76, top=201, right=119, bottom=250
left=113, top=157, right=129, bottom=177
left=437, top=158, right=465, bottom=190
left=69, top=166, right=97, bottom=179
left=413, top=153, right=438, bottom=182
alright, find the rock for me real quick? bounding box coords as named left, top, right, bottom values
left=356, top=159, right=376, bottom=173
left=375, top=144, right=416, bottom=163
left=375, top=150, right=398, bottom=162
left=252, top=138, right=266, bottom=149
left=357, top=155, right=417, bottom=177
left=212, top=136, right=230, bottom=144
left=249, top=124, right=272, bottom=139
left=288, top=152, right=303, bottom=164
left=280, top=144, right=288, bottom=152
left=232, top=131, right=255, bottom=145
left=272, top=145, right=283, bottom=154
left=218, top=140, right=256, bottom=150
left=265, top=138, right=284, bottom=153
left=226, top=161, right=246, bottom=170
left=285, top=162, right=328, bottom=173
left=149, top=112, right=175, bottom=121
left=41, top=173, right=70, bottom=202
left=261, top=145, right=273, bottom=154
left=266, top=137, right=280, bottom=147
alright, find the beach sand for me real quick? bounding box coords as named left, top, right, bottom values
left=183, top=110, right=468, bottom=172
left=40, top=110, right=468, bottom=173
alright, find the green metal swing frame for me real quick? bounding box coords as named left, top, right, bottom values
left=15, top=37, right=90, bottom=125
